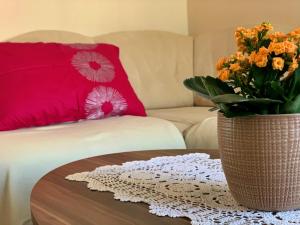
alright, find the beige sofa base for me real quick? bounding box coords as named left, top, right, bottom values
left=0, top=116, right=186, bottom=225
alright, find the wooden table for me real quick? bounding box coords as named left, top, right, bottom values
left=31, top=149, right=219, bottom=225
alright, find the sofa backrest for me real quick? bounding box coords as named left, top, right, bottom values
left=194, top=28, right=235, bottom=77
left=9, top=30, right=194, bottom=110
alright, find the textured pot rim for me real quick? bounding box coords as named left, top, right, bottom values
left=217, top=111, right=300, bottom=119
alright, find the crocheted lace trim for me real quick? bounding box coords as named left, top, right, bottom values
left=66, top=153, right=300, bottom=225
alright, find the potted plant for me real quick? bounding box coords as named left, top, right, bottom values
left=184, top=22, right=300, bottom=211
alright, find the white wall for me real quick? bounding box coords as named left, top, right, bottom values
left=188, top=0, right=300, bottom=34
left=3, top=0, right=300, bottom=40
left=0, top=0, right=188, bottom=40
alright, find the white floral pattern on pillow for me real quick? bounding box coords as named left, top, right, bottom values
left=72, top=51, right=115, bottom=82
left=85, top=86, right=128, bottom=119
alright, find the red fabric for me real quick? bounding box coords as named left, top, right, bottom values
left=0, top=42, right=146, bottom=131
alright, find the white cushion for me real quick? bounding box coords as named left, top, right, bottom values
left=147, top=107, right=217, bottom=133
left=184, top=116, right=218, bottom=149
left=147, top=107, right=218, bottom=149
left=0, top=116, right=185, bottom=225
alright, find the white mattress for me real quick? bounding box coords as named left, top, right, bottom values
left=0, top=116, right=186, bottom=225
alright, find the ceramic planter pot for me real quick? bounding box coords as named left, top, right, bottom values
left=218, top=112, right=300, bottom=211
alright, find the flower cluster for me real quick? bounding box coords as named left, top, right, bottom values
left=216, top=52, right=249, bottom=81
left=217, top=23, right=300, bottom=83
left=184, top=23, right=300, bottom=117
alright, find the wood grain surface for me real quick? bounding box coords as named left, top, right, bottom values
left=31, top=149, right=220, bottom=225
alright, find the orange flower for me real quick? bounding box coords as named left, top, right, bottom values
left=268, top=32, right=287, bottom=42
left=255, top=55, right=268, bottom=68
left=288, top=28, right=300, bottom=39
left=216, top=57, right=227, bottom=71
left=249, top=47, right=269, bottom=68
left=218, top=69, right=230, bottom=81
left=288, top=29, right=300, bottom=43
left=235, top=27, right=244, bottom=38
left=255, top=22, right=273, bottom=32
left=229, top=63, right=241, bottom=72
left=235, top=27, right=249, bottom=40
left=288, top=57, right=299, bottom=73
left=249, top=51, right=256, bottom=64
left=237, top=43, right=247, bottom=52
left=272, top=57, right=285, bottom=70
left=235, top=51, right=245, bottom=61
left=243, top=29, right=257, bottom=39
left=234, top=27, right=257, bottom=52
left=268, top=42, right=285, bottom=55
left=283, top=40, right=297, bottom=55
left=258, top=46, right=269, bottom=56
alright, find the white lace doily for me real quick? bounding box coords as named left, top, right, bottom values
left=66, top=153, right=300, bottom=225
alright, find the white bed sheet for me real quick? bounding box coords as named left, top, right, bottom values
left=0, top=116, right=186, bottom=225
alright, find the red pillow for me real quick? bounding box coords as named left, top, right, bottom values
left=0, top=42, right=146, bottom=131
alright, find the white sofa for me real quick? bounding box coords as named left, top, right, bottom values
left=0, top=30, right=219, bottom=225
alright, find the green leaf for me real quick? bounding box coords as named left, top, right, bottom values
left=183, top=76, right=234, bottom=115
left=251, top=66, right=265, bottom=90
left=199, top=77, right=235, bottom=115
left=270, top=81, right=283, bottom=94
left=287, top=68, right=300, bottom=100
left=259, top=37, right=271, bottom=49
left=266, top=81, right=284, bottom=100
left=221, top=109, right=255, bottom=118
left=184, top=76, right=234, bottom=101
left=184, top=77, right=210, bottom=99
left=211, top=94, right=283, bottom=104
left=200, top=76, right=234, bottom=97
left=281, top=94, right=300, bottom=113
